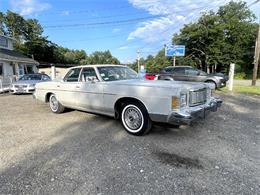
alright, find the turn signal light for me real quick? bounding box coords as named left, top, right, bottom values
left=172, top=96, right=178, bottom=109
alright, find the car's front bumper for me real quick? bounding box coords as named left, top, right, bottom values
left=10, top=87, right=35, bottom=94
left=150, top=97, right=222, bottom=125
left=217, top=81, right=226, bottom=88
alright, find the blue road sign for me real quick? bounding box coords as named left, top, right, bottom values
left=165, top=45, right=185, bottom=56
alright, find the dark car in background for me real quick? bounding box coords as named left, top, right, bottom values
left=158, top=66, right=228, bottom=89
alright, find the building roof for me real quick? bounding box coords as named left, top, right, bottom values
left=0, top=48, right=39, bottom=64
left=0, top=34, right=16, bottom=41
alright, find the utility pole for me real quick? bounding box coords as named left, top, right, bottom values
left=137, top=49, right=140, bottom=73
left=173, top=56, right=176, bottom=66
left=252, top=19, right=260, bottom=86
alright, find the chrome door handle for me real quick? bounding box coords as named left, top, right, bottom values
left=76, top=86, right=80, bottom=89
left=57, top=85, right=60, bottom=87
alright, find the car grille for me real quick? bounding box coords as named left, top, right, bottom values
left=189, top=88, right=207, bottom=106
left=15, top=85, right=27, bottom=88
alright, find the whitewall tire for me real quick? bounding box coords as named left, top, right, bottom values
left=49, top=94, right=65, bottom=113
left=121, top=102, right=152, bottom=136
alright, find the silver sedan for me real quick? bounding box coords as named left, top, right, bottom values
left=34, top=65, right=222, bottom=136
left=10, top=73, right=50, bottom=94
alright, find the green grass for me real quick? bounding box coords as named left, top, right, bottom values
left=219, top=85, right=260, bottom=95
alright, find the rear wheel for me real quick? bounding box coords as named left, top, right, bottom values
left=121, top=102, right=152, bottom=136
left=49, top=94, right=65, bottom=113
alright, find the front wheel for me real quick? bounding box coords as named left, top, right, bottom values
left=121, top=102, right=152, bottom=136
left=49, top=94, right=65, bottom=113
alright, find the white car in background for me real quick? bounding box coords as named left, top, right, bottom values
left=33, top=65, right=222, bottom=136
left=10, top=73, right=51, bottom=94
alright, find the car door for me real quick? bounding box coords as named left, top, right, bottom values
left=56, top=68, right=82, bottom=108
left=172, top=67, right=188, bottom=81
left=185, top=68, right=207, bottom=82
left=75, top=67, right=104, bottom=112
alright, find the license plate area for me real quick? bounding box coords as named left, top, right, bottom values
left=17, top=87, right=25, bottom=93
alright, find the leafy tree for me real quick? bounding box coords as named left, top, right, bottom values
left=0, top=10, right=120, bottom=65
left=173, top=1, right=257, bottom=73
left=88, top=50, right=120, bottom=64
left=0, top=12, right=5, bottom=34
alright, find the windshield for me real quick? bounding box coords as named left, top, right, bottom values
left=97, top=66, right=138, bottom=81
left=19, top=74, right=42, bottom=81
left=198, top=70, right=208, bottom=76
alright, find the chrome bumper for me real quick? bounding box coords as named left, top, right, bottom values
left=150, top=97, right=222, bottom=126
left=10, top=87, right=35, bottom=94
left=167, top=98, right=222, bottom=125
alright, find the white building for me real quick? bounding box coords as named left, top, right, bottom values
left=0, top=34, right=39, bottom=92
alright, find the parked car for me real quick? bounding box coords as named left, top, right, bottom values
left=10, top=73, right=51, bottom=94
left=33, top=65, right=222, bottom=136
left=144, top=73, right=157, bottom=80
left=158, top=66, right=228, bottom=89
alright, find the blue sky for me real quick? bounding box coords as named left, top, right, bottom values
left=0, top=0, right=259, bottom=63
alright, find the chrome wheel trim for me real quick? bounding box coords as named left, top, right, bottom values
left=122, top=105, right=144, bottom=133
left=50, top=95, right=59, bottom=112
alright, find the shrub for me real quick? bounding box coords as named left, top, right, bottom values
left=234, top=72, right=246, bottom=79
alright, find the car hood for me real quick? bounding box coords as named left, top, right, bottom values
left=208, top=73, right=229, bottom=81
left=108, top=79, right=209, bottom=90
left=13, top=80, right=41, bottom=85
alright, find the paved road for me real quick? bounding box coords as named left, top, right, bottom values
left=234, top=79, right=260, bottom=86
left=0, top=94, right=259, bottom=194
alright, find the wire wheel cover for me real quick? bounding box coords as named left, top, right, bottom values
left=124, top=106, right=143, bottom=130
left=50, top=96, right=58, bottom=111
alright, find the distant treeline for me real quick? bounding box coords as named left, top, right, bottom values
left=0, top=11, right=120, bottom=65
left=130, top=1, right=258, bottom=77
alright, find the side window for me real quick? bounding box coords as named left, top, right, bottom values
left=185, top=68, right=198, bottom=76
left=42, top=75, right=50, bottom=81
left=163, top=68, right=173, bottom=73
left=173, top=67, right=185, bottom=74
left=81, top=68, right=98, bottom=82
left=64, top=68, right=81, bottom=82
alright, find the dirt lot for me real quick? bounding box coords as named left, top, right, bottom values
left=0, top=93, right=259, bottom=194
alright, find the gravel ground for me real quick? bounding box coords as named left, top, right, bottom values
left=0, top=93, right=259, bottom=194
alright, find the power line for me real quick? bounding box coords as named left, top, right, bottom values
left=248, top=0, right=260, bottom=7
left=43, top=15, right=165, bottom=28
left=40, top=12, right=146, bottom=24
left=40, top=4, right=217, bottom=25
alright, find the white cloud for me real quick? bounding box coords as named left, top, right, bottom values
left=60, top=10, right=70, bottom=16
left=127, top=0, right=228, bottom=43
left=119, top=46, right=129, bottom=50
left=120, top=58, right=135, bottom=64
left=10, top=0, right=51, bottom=16
left=112, top=28, right=121, bottom=33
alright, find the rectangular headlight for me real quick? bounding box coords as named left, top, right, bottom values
left=180, top=93, right=187, bottom=107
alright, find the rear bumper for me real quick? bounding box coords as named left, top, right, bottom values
left=150, top=97, right=222, bottom=125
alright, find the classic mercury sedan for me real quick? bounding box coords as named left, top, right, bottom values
left=33, top=65, right=222, bottom=136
